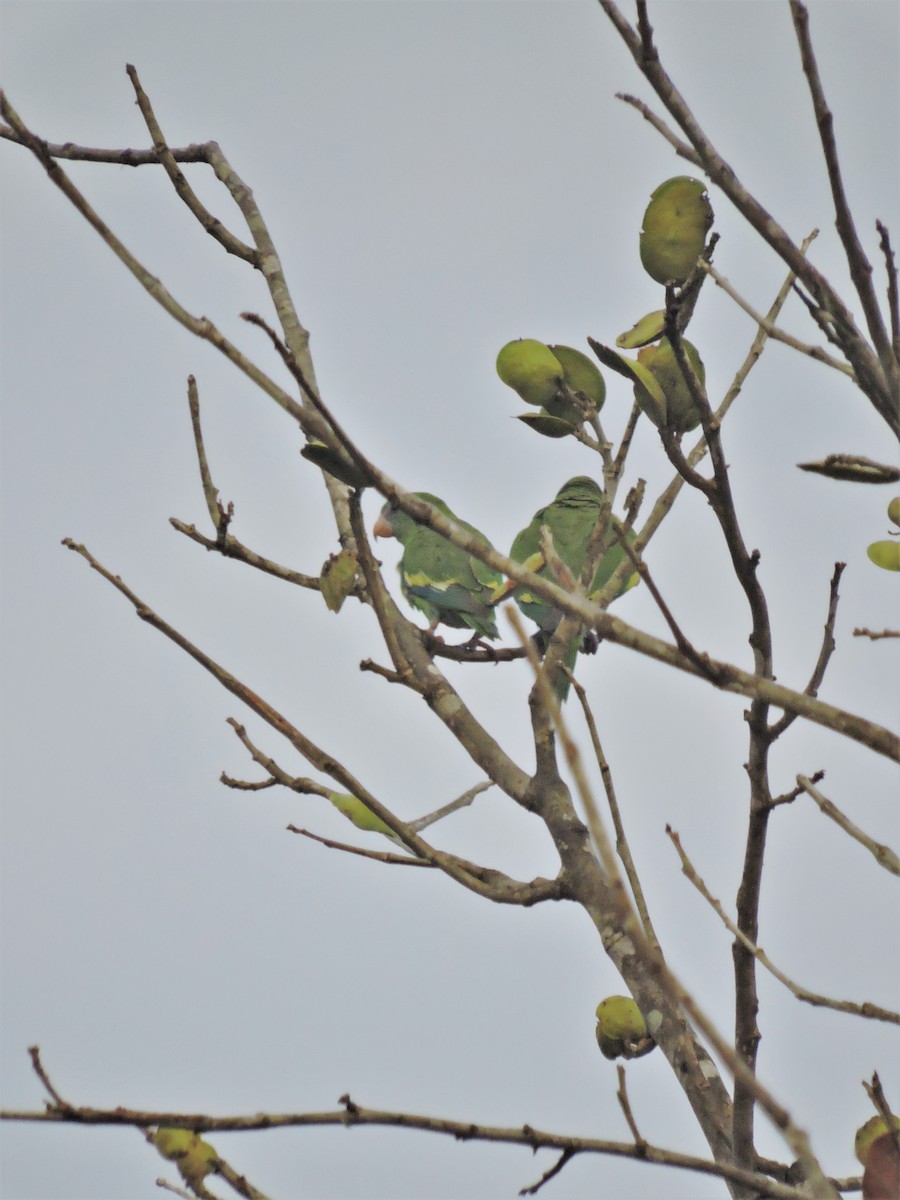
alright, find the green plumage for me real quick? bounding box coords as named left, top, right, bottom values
left=509, top=476, right=638, bottom=697
left=375, top=494, right=503, bottom=641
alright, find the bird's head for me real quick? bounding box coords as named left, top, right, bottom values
left=373, top=503, right=396, bottom=540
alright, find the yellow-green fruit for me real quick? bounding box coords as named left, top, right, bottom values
left=887, top=497, right=900, bottom=528
left=640, top=176, right=713, bottom=285
left=329, top=793, right=396, bottom=837
left=616, top=310, right=667, bottom=350
left=320, top=549, right=358, bottom=612
left=867, top=540, right=900, bottom=571
left=855, top=1113, right=900, bottom=1165
left=496, top=339, right=564, bottom=406
left=595, top=995, right=647, bottom=1041
left=549, top=344, right=606, bottom=411
left=151, top=1129, right=217, bottom=1185
left=595, top=995, right=655, bottom=1060
left=635, top=337, right=706, bottom=433
left=152, top=1128, right=197, bottom=1162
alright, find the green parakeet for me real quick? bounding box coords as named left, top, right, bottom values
left=509, top=476, right=638, bottom=697
left=374, top=494, right=503, bottom=642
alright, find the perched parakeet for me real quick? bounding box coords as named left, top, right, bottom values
left=509, top=476, right=638, bottom=697
left=373, top=494, right=503, bottom=641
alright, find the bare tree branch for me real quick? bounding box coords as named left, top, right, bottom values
left=3, top=1055, right=814, bottom=1200
left=668, top=826, right=900, bottom=1022
left=797, top=775, right=900, bottom=876
left=701, top=261, right=853, bottom=375
left=788, top=2, right=895, bottom=379
left=126, top=65, right=257, bottom=263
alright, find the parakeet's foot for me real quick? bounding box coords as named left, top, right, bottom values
left=463, top=631, right=494, bottom=652
left=581, top=630, right=600, bottom=655
left=422, top=628, right=447, bottom=653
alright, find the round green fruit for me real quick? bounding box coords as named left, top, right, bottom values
left=496, top=339, right=564, bottom=406
left=616, top=310, right=667, bottom=350
left=640, top=176, right=713, bottom=285
left=595, top=994, right=647, bottom=1041
left=635, top=337, right=706, bottom=433
left=867, top=540, right=900, bottom=571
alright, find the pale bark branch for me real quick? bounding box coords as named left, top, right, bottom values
left=797, top=775, right=900, bottom=877
left=668, top=826, right=900, bottom=1023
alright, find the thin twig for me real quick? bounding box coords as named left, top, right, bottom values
left=615, top=1066, right=647, bottom=1148
left=169, top=519, right=321, bottom=589
left=27, top=1047, right=68, bottom=1108
left=615, top=93, right=700, bottom=164
left=126, top=65, right=257, bottom=263
left=286, top=825, right=433, bottom=867
left=788, top=2, right=894, bottom=376
left=797, top=776, right=900, bottom=876
left=518, top=1149, right=576, bottom=1196
left=701, top=262, right=852, bottom=374
left=569, top=675, right=660, bottom=951
left=186, top=376, right=229, bottom=534
left=877, top=221, right=900, bottom=359
left=667, top=826, right=899, bottom=1024
left=60, top=538, right=546, bottom=903
left=409, top=782, right=493, bottom=833
left=768, top=563, right=844, bottom=741
left=0, top=126, right=212, bottom=163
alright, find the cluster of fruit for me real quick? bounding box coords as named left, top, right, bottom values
left=496, top=176, right=712, bottom=439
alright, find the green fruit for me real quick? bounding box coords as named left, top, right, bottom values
left=496, top=339, right=564, bottom=406
left=516, top=411, right=577, bottom=438
left=887, top=497, right=900, bottom=528
left=320, top=549, right=358, bottom=612
left=867, top=540, right=900, bottom=571
left=635, top=337, right=706, bottom=433
left=152, top=1128, right=197, bottom=1162
left=549, top=344, right=606, bottom=411
left=595, top=995, right=647, bottom=1041
left=616, top=309, right=667, bottom=350
left=151, top=1129, right=217, bottom=1186
left=855, top=1113, right=900, bottom=1165
left=640, top=176, right=713, bottom=285
left=594, top=995, right=656, bottom=1061
left=329, top=792, right=396, bottom=837
left=300, top=440, right=368, bottom=488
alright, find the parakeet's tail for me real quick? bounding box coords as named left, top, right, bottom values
left=534, top=628, right=580, bottom=702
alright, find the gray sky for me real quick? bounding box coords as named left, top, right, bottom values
left=1, top=2, right=898, bottom=1198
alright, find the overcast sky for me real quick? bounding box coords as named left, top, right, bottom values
left=1, top=2, right=898, bottom=1198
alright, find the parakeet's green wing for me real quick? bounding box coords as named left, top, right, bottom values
left=380, top=494, right=503, bottom=640
left=509, top=477, right=638, bottom=697
left=588, top=531, right=640, bottom=600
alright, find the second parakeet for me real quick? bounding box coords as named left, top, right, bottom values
left=509, top=476, right=638, bottom=697
left=374, top=493, right=503, bottom=641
